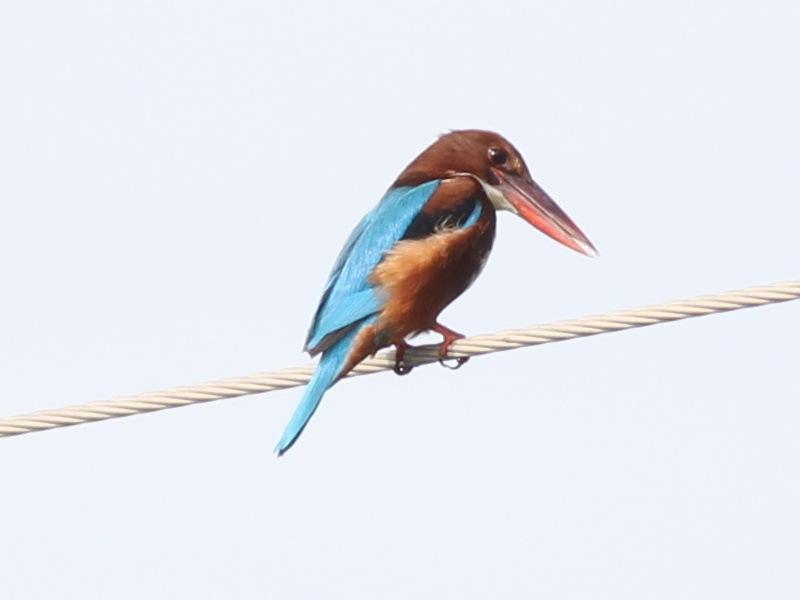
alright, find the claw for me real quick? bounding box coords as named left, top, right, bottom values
left=438, top=356, right=469, bottom=370
left=394, top=363, right=414, bottom=376
left=393, top=341, right=414, bottom=376
left=431, top=322, right=468, bottom=370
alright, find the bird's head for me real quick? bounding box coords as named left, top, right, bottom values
left=395, top=129, right=598, bottom=257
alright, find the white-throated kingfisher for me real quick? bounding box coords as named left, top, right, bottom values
left=275, top=130, right=597, bottom=454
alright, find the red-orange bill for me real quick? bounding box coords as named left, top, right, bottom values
left=492, top=168, right=598, bottom=257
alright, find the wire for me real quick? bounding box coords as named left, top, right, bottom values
left=1, top=279, right=798, bottom=439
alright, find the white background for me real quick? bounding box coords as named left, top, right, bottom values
left=1, top=2, right=799, bottom=598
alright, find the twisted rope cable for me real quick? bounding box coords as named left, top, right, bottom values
left=1, top=279, right=799, bottom=439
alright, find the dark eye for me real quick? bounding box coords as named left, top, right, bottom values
left=488, top=147, right=507, bottom=165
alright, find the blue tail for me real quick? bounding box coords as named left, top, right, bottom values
left=274, top=328, right=361, bottom=455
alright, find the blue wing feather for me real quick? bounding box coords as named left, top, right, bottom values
left=305, top=289, right=379, bottom=350
left=305, top=180, right=440, bottom=353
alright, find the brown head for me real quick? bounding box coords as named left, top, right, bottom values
left=395, top=130, right=598, bottom=257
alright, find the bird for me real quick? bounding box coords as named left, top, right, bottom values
left=275, top=129, right=597, bottom=455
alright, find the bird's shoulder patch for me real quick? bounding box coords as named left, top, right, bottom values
left=402, top=177, right=485, bottom=241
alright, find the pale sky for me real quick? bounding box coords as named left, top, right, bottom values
left=2, top=2, right=800, bottom=598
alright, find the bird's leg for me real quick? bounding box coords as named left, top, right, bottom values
left=393, top=340, right=415, bottom=376
left=431, top=322, right=469, bottom=370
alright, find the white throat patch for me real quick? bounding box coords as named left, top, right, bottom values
left=450, top=173, right=519, bottom=216
left=478, top=180, right=518, bottom=215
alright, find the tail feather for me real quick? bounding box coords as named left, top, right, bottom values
left=274, top=326, right=363, bottom=455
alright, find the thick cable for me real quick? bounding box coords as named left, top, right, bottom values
left=1, top=279, right=798, bottom=439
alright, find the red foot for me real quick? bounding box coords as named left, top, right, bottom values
left=431, top=323, right=469, bottom=370
left=393, top=340, right=414, bottom=375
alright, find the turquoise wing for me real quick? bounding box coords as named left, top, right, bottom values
left=305, top=180, right=440, bottom=353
